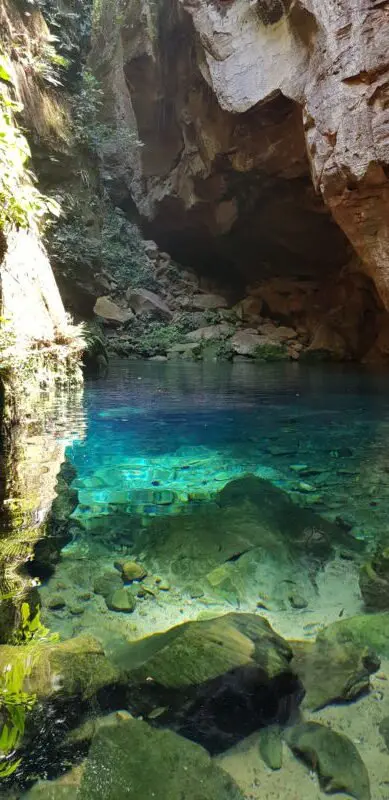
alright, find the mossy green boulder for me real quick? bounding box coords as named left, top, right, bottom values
left=285, top=721, right=370, bottom=800
left=316, top=613, right=389, bottom=658
left=107, top=587, right=136, bottom=612
left=119, top=612, right=293, bottom=688
left=78, top=717, right=244, bottom=800
left=359, top=548, right=389, bottom=609
left=258, top=725, right=283, bottom=770
left=290, top=635, right=378, bottom=710
left=119, top=560, right=147, bottom=582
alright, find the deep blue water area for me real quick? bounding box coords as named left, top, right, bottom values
left=66, top=359, right=389, bottom=540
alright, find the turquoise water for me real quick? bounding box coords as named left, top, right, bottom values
left=2, top=360, right=389, bottom=798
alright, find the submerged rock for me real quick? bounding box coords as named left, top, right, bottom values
left=107, top=587, right=136, bottom=613
left=316, top=613, right=389, bottom=659
left=258, top=724, right=283, bottom=770
left=118, top=560, right=147, bottom=582
left=114, top=613, right=302, bottom=753
left=378, top=716, right=389, bottom=752
left=285, top=722, right=370, bottom=800
left=359, top=548, right=389, bottom=609
left=124, top=613, right=293, bottom=688
left=290, top=637, right=378, bottom=711
left=78, top=717, right=244, bottom=799
left=93, top=570, right=122, bottom=599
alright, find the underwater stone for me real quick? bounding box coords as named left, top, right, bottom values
left=93, top=571, right=122, bottom=599
left=285, top=722, right=371, bottom=800
left=118, top=560, right=147, bottom=582
left=290, top=637, right=378, bottom=710
left=317, top=613, right=389, bottom=658
left=359, top=548, right=389, bottom=609
left=107, top=588, right=136, bottom=612
left=78, top=717, right=244, bottom=800
left=68, top=603, right=85, bottom=616
left=258, top=724, right=283, bottom=770
left=378, top=716, right=389, bottom=751
left=122, top=612, right=293, bottom=688
left=288, top=594, right=308, bottom=609
left=46, top=594, right=67, bottom=610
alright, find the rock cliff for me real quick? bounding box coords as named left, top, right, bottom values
left=88, top=0, right=389, bottom=361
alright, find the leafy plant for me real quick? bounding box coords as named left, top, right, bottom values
left=0, top=54, right=60, bottom=230
left=11, top=602, right=58, bottom=646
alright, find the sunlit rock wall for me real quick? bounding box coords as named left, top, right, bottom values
left=0, top=227, right=70, bottom=347
left=90, top=0, right=389, bottom=313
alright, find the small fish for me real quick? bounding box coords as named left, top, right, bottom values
left=148, top=706, right=168, bottom=720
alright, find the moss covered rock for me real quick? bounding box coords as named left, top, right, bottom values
left=290, top=636, right=379, bottom=710
left=316, top=613, right=389, bottom=658
left=285, top=722, right=370, bottom=800
left=107, top=587, right=136, bottom=612
left=78, top=717, right=244, bottom=800
left=119, top=560, right=147, bottom=582
left=359, top=548, right=389, bottom=609
left=258, top=724, right=283, bottom=770
left=122, top=612, right=293, bottom=688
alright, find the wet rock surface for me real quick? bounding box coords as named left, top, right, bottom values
left=285, top=721, right=371, bottom=800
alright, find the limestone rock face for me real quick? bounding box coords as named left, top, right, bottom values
left=89, top=0, right=389, bottom=353
left=0, top=228, right=71, bottom=347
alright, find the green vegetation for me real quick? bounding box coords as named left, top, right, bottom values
left=0, top=54, right=60, bottom=230
left=49, top=200, right=155, bottom=291
left=122, top=320, right=191, bottom=357
left=0, top=603, right=57, bottom=779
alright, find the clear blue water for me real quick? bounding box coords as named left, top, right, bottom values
left=2, top=359, right=389, bottom=798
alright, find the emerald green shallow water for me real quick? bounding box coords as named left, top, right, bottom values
left=1, top=360, right=389, bottom=798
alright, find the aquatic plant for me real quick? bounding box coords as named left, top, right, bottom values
left=0, top=604, right=58, bottom=778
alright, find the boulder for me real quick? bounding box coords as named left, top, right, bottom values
left=78, top=717, right=245, bottom=799
left=93, top=570, right=122, bottom=599
left=258, top=725, right=283, bottom=770
left=124, top=613, right=293, bottom=688
left=258, top=322, right=297, bottom=342
left=107, top=588, right=136, bottom=613
left=285, top=722, right=371, bottom=800
left=378, top=716, right=389, bottom=752
left=185, top=323, right=235, bottom=342
left=305, top=323, right=350, bottom=361
left=167, top=341, right=201, bottom=358
left=290, top=637, right=379, bottom=711
left=119, top=560, right=147, bottom=582
left=359, top=548, right=389, bottom=609
left=235, top=296, right=263, bottom=321
left=230, top=331, right=287, bottom=360
left=125, top=287, right=172, bottom=317
left=191, top=293, right=228, bottom=310
left=93, top=296, right=133, bottom=324
left=113, top=613, right=301, bottom=752
left=315, top=613, right=389, bottom=659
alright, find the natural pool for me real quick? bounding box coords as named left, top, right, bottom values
left=1, top=360, right=389, bottom=799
